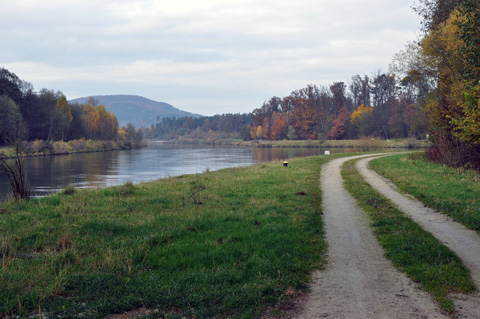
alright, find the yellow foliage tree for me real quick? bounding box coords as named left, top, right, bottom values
left=350, top=104, right=373, bottom=136
left=56, top=96, right=73, bottom=123
left=256, top=125, right=263, bottom=140
left=450, top=83, right=480, bottom=144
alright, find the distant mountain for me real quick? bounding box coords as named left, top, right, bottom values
left=69, top=95, right=203, bottom=128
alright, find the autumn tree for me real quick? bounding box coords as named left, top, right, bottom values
left=291, top=85, right=321, bottom=139
left=50, top=96, right=73, bottom=141
left=82, top=103, right=98, bottom=139
left=351, top=104, right=373, bottom=137
left=255, top=125, right=263, bottom=140
left=270, top=115, right=288, bottom=140
left=327, top=107, right=351, bottom=139
left=449, top=0, right=480, bottom=145
left=398, top=0, right=480, bottom=169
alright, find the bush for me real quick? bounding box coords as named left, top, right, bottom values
left=53, top=141, right=70, bottom=154
left=426, top=136, right=480, bottom=173
left=0, top=145, right=30, bottom=200
left=68, top=139, right=86, bottom=151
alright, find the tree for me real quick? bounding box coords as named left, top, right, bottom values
left=37, top=89, right=63, bottom=141
left=21, top=90, right=50, bottom=140
left=270, top=116, right=288, bottom=140
left=256, top=125, right=263, bottom=140
left=371, top=72, right=397, bottom=138
left=327, top=107, right=351, bottom=139
left=349, top=75, right=371, bottom=108
left=0, top=96, right=26, bottom=145
left=403, top=104, right=429, bottom=138
left=54, top=96, right=73, bottom=141
left=457, top=0, right=480, bottom=83
left=48, top=109, right=69, bottom=141
left=125, top=123, right=143, bottom=143
left=287, top=126, right=298, bottom=140
left=450, top=85, right=480, bottom=144
left=330, top=82, right=347, bottom=116
left=82, top=103, right=99, bottom=139
left=0, top=68, right=27, bottom=105
left=412, top=0, right=464, bottom=32
left=403, top=0, right=480, bottom=170
left=68, top=103, right=88, bottom=140
left=449, top=0, right=480, bottom=145
left=420, top=10, right=465, bottom=139
left=351, top=104, right=373, bottom=137
left=96, top=105, right=118, bottom=140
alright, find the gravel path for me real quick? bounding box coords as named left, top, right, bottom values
left=296, top=154, right=448, bottom=319
left=356, top=155, right=480, bottom=318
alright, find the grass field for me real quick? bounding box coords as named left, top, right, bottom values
left=370, top=153, right=480, bottom=233
left=0, top=154, right=352, bottom=318
left=342, top=157, right=476, bottom=312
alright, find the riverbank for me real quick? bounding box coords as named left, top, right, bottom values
left=165, top=137, right=429, bottom=149
left=2, top=151, right=476, bottom=317
left=0, top=154, right=349, bottom=318
left=0, top=139, right=146, bottom=159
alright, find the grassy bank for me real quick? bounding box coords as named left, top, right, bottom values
left=370, top=153, right=480, bottom=233
left=171, top=138, right=429, bottom=150
left=342, top=158, right=476, bottom=312
left=0, top=154, right=348, bottom=318
left=0, top=139, right=145, bottom=159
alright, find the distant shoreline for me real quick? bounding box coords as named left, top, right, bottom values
left=159, top=137, right=430, bottom=149
left=0, top=139, right=146, bottom=159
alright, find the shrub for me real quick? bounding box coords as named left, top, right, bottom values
left=426, top=136, right=480, bottom=173
left=53, top=141, right=69, bottom=154
left=0, top=145, right=30, bottom=200
left=68, top=139, right=86, bottom=151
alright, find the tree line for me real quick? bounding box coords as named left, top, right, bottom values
left=0, top=68, right=142, bottom=146
left=152, top=71, right=428, bottom=142
left=248, top=72, right=427, bottom=141
left=147, top=113, right=252, bottom=141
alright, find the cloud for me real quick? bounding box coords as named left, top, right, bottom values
left=0, top=0, right=420, bottom=115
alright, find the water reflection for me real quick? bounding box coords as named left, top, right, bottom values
left=0, top=144, right=348, bottom=201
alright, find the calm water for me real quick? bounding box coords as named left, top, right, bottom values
left=0, top=143, right=348, bottom=201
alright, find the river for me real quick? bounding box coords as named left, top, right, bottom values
left=0, top=143, right=349, bottom=201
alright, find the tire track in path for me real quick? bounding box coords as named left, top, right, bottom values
left=357, top=156, right=480, bottom=318
left=296, top=154, right=447, bottom=319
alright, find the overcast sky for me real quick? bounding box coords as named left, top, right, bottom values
left=1, top=0, right=420, bottom=116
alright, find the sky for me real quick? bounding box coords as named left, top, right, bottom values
left=1, top=0, right=421, bottom=116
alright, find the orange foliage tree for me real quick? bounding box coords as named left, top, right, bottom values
left=328, top=107, right=351, bottom=139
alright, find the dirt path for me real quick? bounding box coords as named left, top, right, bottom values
left=296, top=154, right=448, bottom=319
left=356, top=156, right=480, bottom=318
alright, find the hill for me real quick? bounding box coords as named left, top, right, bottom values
left=69, top=95, right=203, bottom=128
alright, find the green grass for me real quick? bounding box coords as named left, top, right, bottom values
left=370, top=153, right=480, bottom=232
left=0, top=154, right=351, bottom=318
left=342, top=158, right=476, bottom=313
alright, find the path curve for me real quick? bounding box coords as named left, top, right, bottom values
left=296, top=154, right=447, bottom=319
left=357, top=155, right=480, bottom=318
